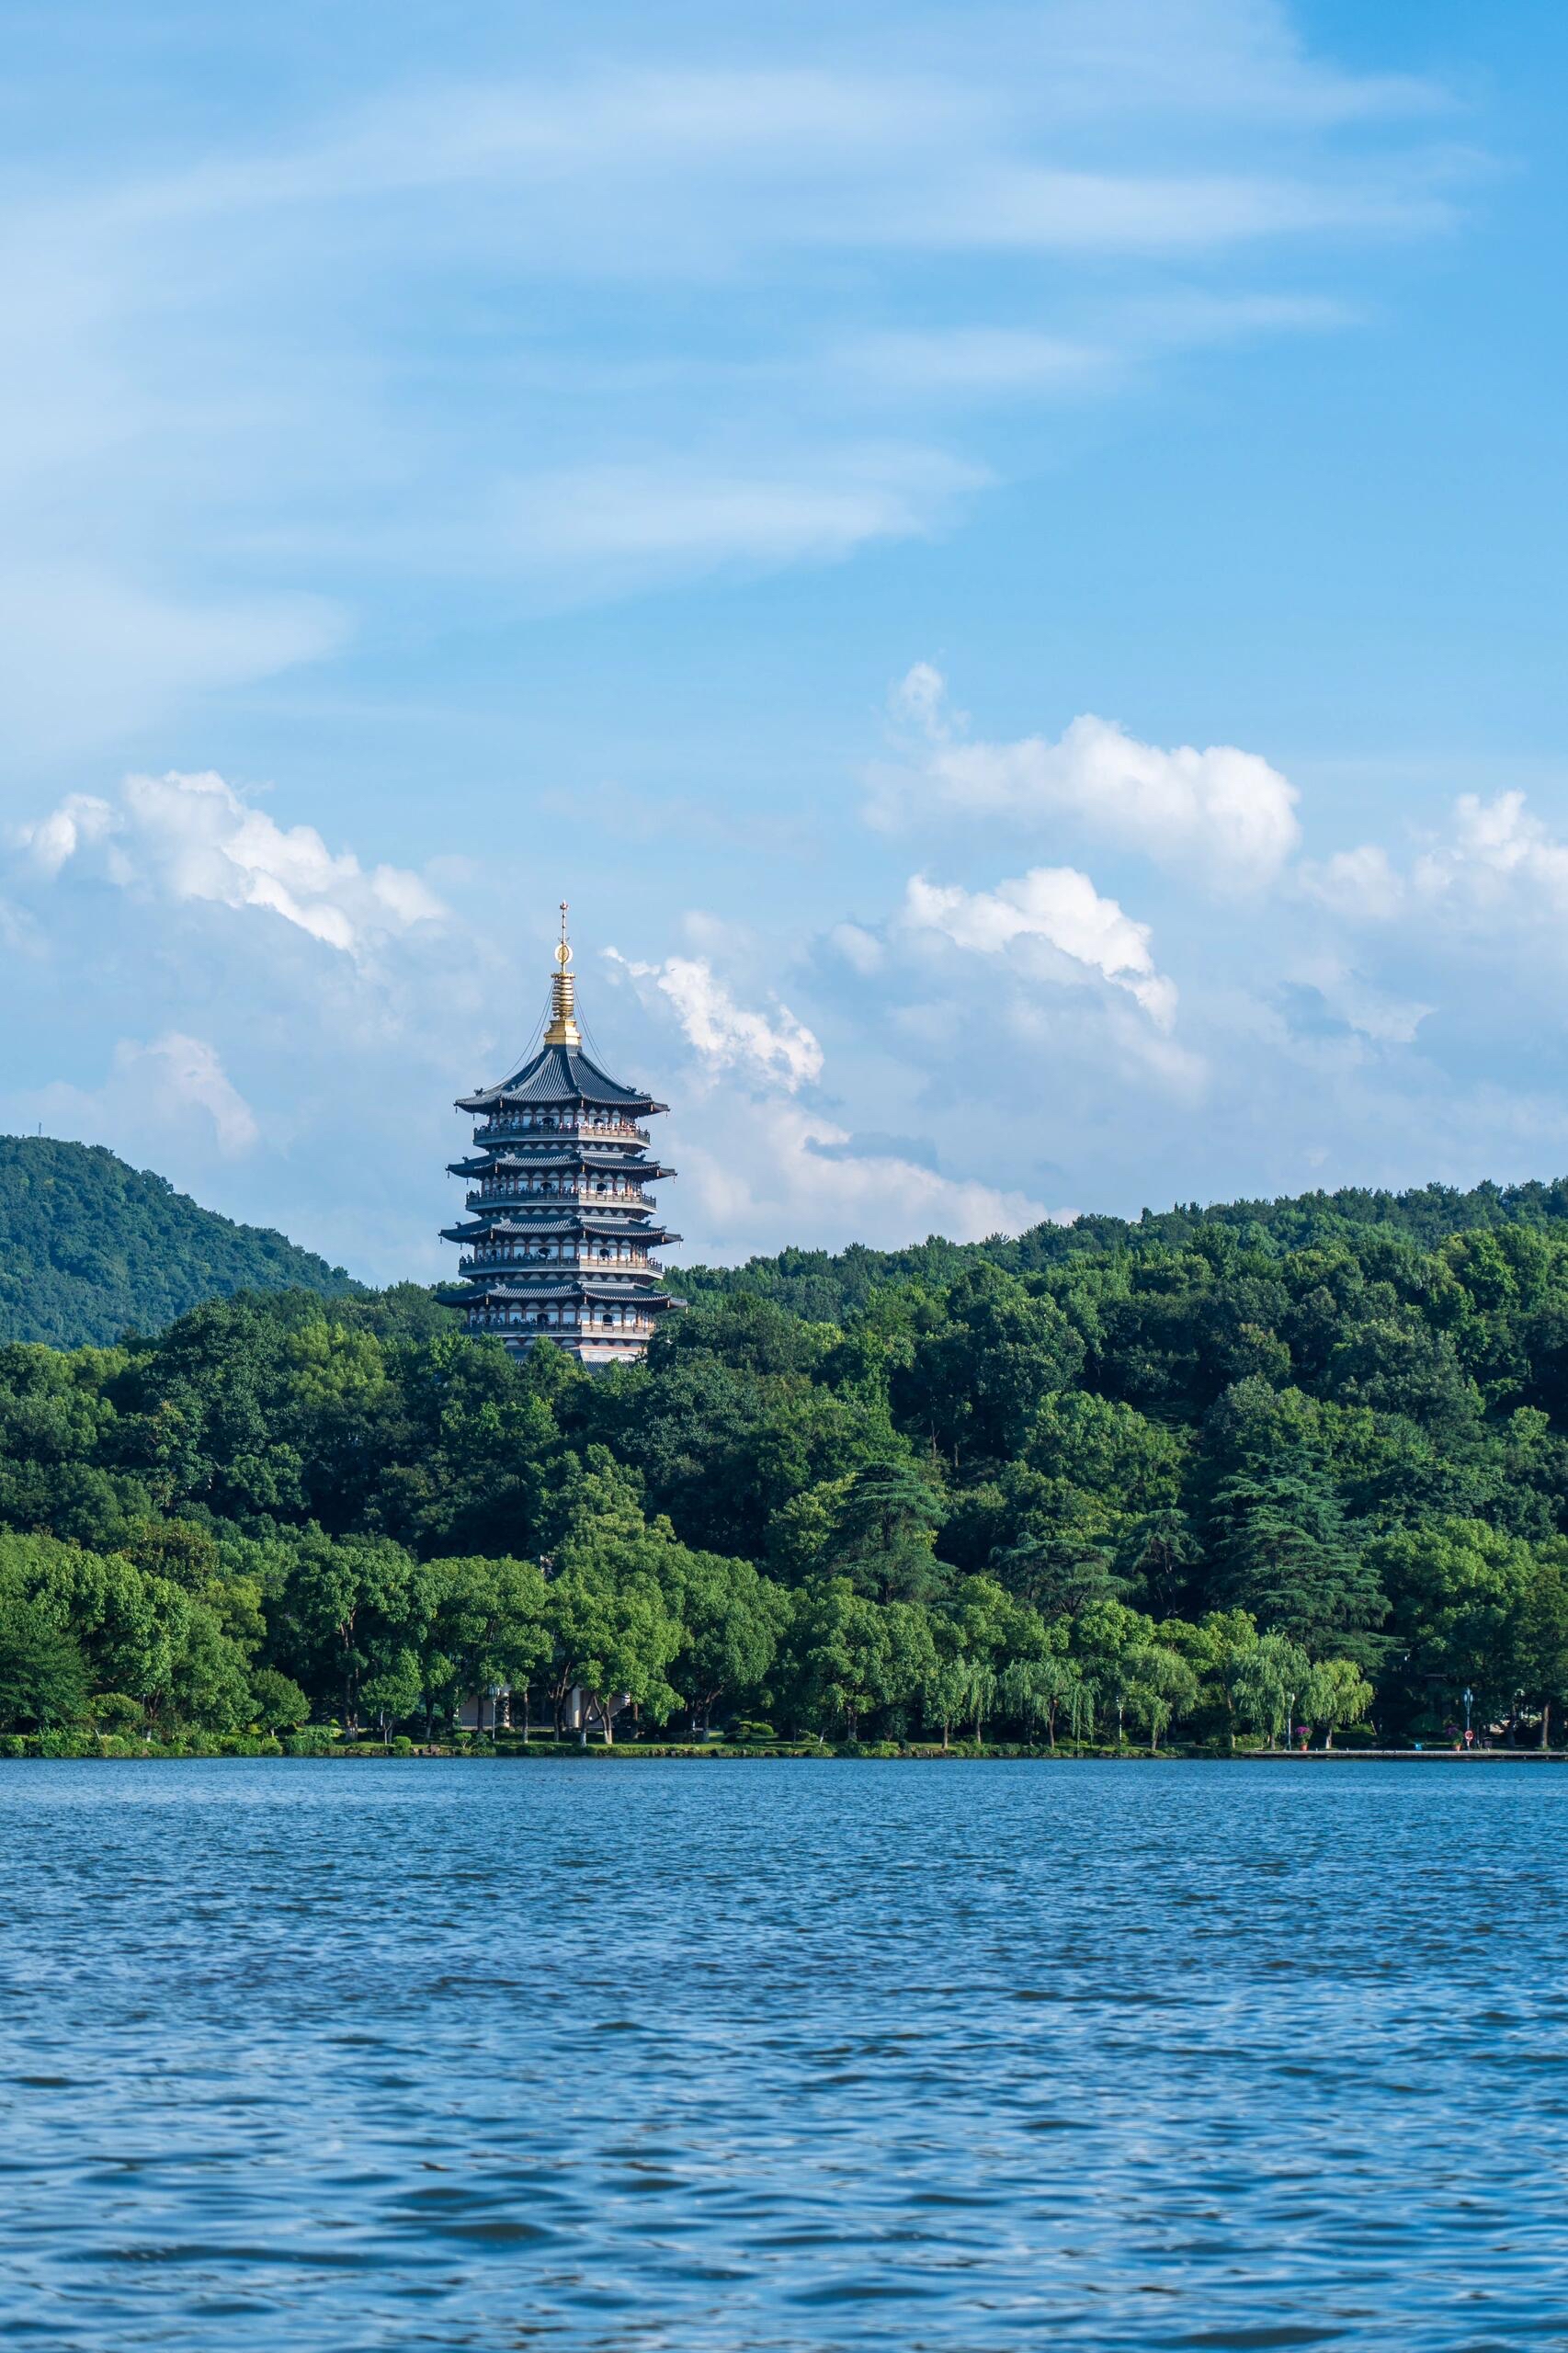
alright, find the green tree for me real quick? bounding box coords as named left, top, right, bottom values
left=665, top=1550, right=783, bottom=1736
left=895, top=1264, right=1085, bottom=1468
left=782, top=1579, right=935, bottom=1742
left=546, top=1564, right=683, bottom=1744
left=999, top=1653, right=1077, bottom=1748
left=825, top=1461, right=950, bottom=1605
left=250, top=1666, right=310, bottom=1733
left=0, top=1592, right=86, bottom=1729
left=1125, top=1643, right=1199, bottom=1751
left=921, top=1657, right=973, bottom=1750
left=1071, top=1599, right=1155, bottom=1749
left=358, top=1652, right=422, bottom=1742
left=1370, top=1518, right=1539, bottom=1733
left=1301, top=1657, right=1373, bottom=1749
left=1232, top=1632, right=1312, bottom=1747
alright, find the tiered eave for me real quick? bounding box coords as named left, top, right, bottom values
left=439, top=915, right=682, bottom=1364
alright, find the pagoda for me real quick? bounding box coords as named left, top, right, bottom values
left=440, top=907, right=682, bottom=1363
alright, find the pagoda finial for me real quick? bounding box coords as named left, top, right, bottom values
left=543, top=900, right=582, bottom=1047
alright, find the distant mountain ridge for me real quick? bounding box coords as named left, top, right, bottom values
left=0, top=1136, right=360, bottom=1347
left=674, top=1176, right=1568, bottom=1324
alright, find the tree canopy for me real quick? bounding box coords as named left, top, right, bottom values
left=9, top=1172, right=1568, bottom=1749
left=0, top=1136, right=358, bottom=1347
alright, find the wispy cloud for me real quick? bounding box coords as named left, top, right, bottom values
left=0, top=0, right=1470, bottom=753
left=497, top=448, right=985, bottom=591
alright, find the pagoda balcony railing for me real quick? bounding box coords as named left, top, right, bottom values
left=477, top=1115, right=650, bottom=1145
left=468, top=1309, right=654, bottom=1336
left=460, top=1250, right=658, bottom=1275
left=468, top=1181, right=649, bottom=1206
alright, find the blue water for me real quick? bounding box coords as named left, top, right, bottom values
left=3, top=1758, right=1567, bottom=2351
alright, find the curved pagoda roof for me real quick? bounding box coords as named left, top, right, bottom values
left=446, top=1151, right=675, bottom=1183
left=443, top=1274, right=678, bottom=1305
left=442, top=1215, right=679, bottom=1245
left=457, top=1041, right=665, bottom=1117
left=442, top=908, right=685, bottom=1360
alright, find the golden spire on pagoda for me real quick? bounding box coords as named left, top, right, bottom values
left=542, top=900, right=582, bottom=1047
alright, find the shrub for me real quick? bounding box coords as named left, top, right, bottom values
left=283, top=1725, right=339, bottom=1757
left=90, top=1693, right=144, bottom=1735
left=37, top=1728, right=94, bottom=1758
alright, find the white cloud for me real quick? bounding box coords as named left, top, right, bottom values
left=892, top=661, right=952, bottom=734
left=899, top=163, right=1447, bottom=256
left=832, top=328, right=1113, bottom=397
left=0, top=563, right=344, bottom=759
left=1029, top=0, right=1445, bottom=130
left=500, top=448, right=984, bottom=587
left=1301, top=842, right=1404, bottom=919
left=1414, top=791, right=1568, bottom=920
left=18, top=769, right=448, bottom=959
left=1303, top=794, right=1568, bottom=941
left=0, top=1, right=1464, bottom=750
left=673, top=1097, right=1057, bottom=1262
left=111, top=40, right=1450, bottom=270
left=830, top=921, right=886, bottom=975
left=1293, top=958, right=1432, bottom=1046
left=132, top=1033, right=261, bottom=1156
left=830, top=296, right=1351, bottom=406
left=22, top=1031, right=258, bottom=1164
left=904, top=866, right=1178, bottom=1029
left=17, top=793, right=118, bottom=879
left=608, top=949, right=824, bottom=1091
left=879, top=666, right=1301, bottom=890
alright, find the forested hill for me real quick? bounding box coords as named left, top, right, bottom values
left=0, top=1137, right=359, bottom=1347
left=6, top=1168, right=1568, bottom=1753
left=676, top=1176, right=1568, bottom=1323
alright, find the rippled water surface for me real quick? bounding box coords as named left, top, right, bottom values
left=4, top=1758, right=1568, bottom=2350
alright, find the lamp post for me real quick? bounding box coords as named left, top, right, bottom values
left=1462, top=1686, right=1473, bottom=1749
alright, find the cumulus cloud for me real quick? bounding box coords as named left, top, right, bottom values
left=672, top=1097, right=1058, bottom=1261
left=829, top=921, right=886, bottom=975
left=1303, top=793, right=1568, bottom=940
left=608, top=950, right=824, bottom=1091
left=1413, top=791, right=1568, bottom=922
left=17, top=769, right=448, bottom=959
left=1301, top=842, right=1404, bottom=919
left=904, top=867, right=1178, bottom=1029
left=878, top=665, right=1301, bottom=890
left=22, top=1031, right=258, bottom=1163
left=1290, top=959, right=1433, bottom=1046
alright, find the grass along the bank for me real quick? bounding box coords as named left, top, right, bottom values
left=3, top=1730, right=1551, bottom=1761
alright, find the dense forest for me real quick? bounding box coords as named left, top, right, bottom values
left=0, top=1137, right=358, bottom=1348
left=678, top=1174, right=1568, bottom=1321
left=7, top=1172, right=1568, bottom=1754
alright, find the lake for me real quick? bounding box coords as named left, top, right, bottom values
left=2, top=1757, right=1565, bottom=2350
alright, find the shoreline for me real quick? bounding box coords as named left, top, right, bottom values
left=4, top=1743, right=1564, bottom=1765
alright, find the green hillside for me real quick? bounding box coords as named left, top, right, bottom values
left=8, top=1162, right=1568, bottom=1752
left=674, top=1176, right=1568, bottom=1322
left=0, top=1136, right=360, bottom=1347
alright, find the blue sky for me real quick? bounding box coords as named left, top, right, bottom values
left=5, top=0, right=1567, bottom=1278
